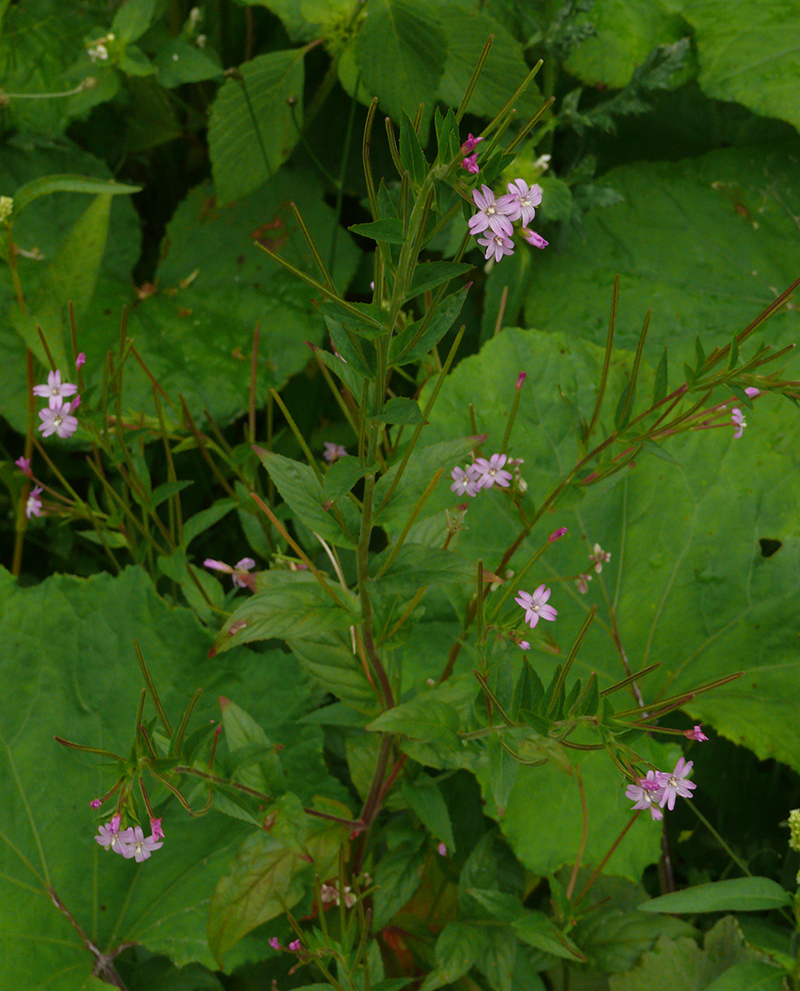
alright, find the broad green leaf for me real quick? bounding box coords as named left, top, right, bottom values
left=704, top=961, right=785, bottom=991
left=289, top=632, right=379, bottom=712
left=212, top=572, right=361, bottom=654
left=240, top=0, right=354, bottom=43
left=0, top=566, right=347, bottom=984
left=371, top=838, right=427, bottom=930
left=208, top=49, right=305, bottom=205
left=639, top=878, right=792, bottom=914
left=563, top=0, right=686, bottom=88
left=371, top=544, right=475, bottom=596
left=112, top=0, right=158, bottom=43
left=467, top=890, right=584, bottom=961
left=525, top=146, right=800, bottom=365
left=152, top=38, right=224, bottom=87
left=684, top=0, right=800, bottom=131
left=182, top=498, right=238, bottom=547
left=401, top=778, right=455, bottom=852
left=354, top=0, right=447, bottom=127
left=220, top=697, right=287, bottom=797
left=371, top=397, right=427, bottom=425
left=254, top=449, right=359, bottom=548
left=368, top=696, right=461, bottom=746
left=349, top=218, right=407, bottom=244
left=420, top=921, right=490, bottom=991
left=405, top=261, right=473, bottom=301
left=208, top=811, right=349, bottom=962
left=324, top=455, right=368, bottom=502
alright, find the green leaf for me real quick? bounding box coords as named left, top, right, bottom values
left=289, top=632, right=379, bottom=712
left=467, top=890, right=585, bottom=961
left=434, top=107, right=461, bottom=164
left=371, top=838, right=426, bottom=930
left=420, top=922, right=490, bottom=991
left=354, top=0, right=447, bottom=127
left=486, top=735, right=519, bottom=818
left=11, top=174, right=141, bottom=218
left=112, top=0, right=158, bottom=42
left=368, top=696, right=461, bottom=746
left=212, top=573, right=361, bottom=654
left=152, top=38, right=224, bottom=87
left=652, top=347, right=668, bottom=404
left=703, top=961, right=785, bottom=991
left=371, top=544, right=476, bottom=596
left=684, top=0, right=800, bottom=131
left=401, top=778, right=455, bottom=851
left=208, top=50, right=306, bottom=205
left=390, top=284, right=470, bottom=364
left=349, top=218, right=407, bottom=244
left=371, top=397, right=427, bottom=425
left=220, top=697, right=287, bottom=797
left=405, top=260, right=473, bottom=301
left=208, top=812, right=348, bottom=962
left=639, top=878, right=792, bottom=914
left=182, top=498, right=238, bottom=547
left=255, top=448, right=359, bottom=548
left=399, top=112, right=429, bottom=186
left=324, top=455, right=368, bottom=502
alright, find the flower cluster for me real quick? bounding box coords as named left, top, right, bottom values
left=625, top=757, right=697, bottom=821
left=95, top=815, right=164, bottom=862
left=33, top=367, right=82, bottom=440
left=469, top=180, right=548, bottom=263
left=450, top=452, right=516, bottom=497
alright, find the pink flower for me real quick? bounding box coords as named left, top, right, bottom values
left=589, top=543, right=611, bottom=574
left=288, top=939, right=302, bottom=952
left=521, top=227, right=548, bottom=249
left=89, top=798, right=102, bottom=809
left=268, top=937, right=280, bottom=951
left=499, top=179, right=542, bottom=226
left=75, top=352, right=86, bottom=369
left=32, top=369, right=78, bottom=409
left=95, top=816, right=128, bottom=854
left=745, top=387, right=759, bottom=398
left=477, top=231, right=514, bottom=263
left=576, top=573, right=592, bottom=594
left=69, top=394, right=81, bottom=414
left=549, top=527, right=568, bottom=542
left=150, top=818, right=164, bottom=841
left=626, top=771, right=664, bottom=821
left=462, top=153, right=479, bottom=174
left=731, top=408, right=746, bottom=438
left=323, top=442, right=348, bottom=462
left=26, top=485, right=43, bottom=519
left=515, top=584, right=557, bottom=628
left=656, top=757, right=696, bottom=811
left=685, top=725, right=708, bottom=742
left=518, top=640, right=530, bottom=651
left=437, top=843, right=447, bottom=856
left=118, top=825, right=163, bottom=862
left=471, top=453, right=512, bottom=490
left=461, top=133, right=483, bottom=154
left=515, top=371, right=526, bottom=390
left=15, top=456, right=32, bottom=477
left=450, top=465, right=479, bottom=497
left=468, top=184, right=515, bottom=237
left=204, top=557, right=256, bottom=589
left=38, top=400, right=78, bottom=439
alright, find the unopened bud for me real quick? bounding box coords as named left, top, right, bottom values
left=515, top=371, right=526, bottom=391
left=548, top=526, right=568, bottom=542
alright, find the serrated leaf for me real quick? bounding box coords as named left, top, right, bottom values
left=324, top=455, right=367, bottom=502
left=368, top=696, right=461, bottom=746
left=420, top=922, right=490, bottom=991
left=371, top=544, right=476, bottom=596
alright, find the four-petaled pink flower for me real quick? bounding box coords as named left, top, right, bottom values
left=462, top=153, right=479, bottom=174
left=95, top=816, right=128, bottom=853
left=468, top=185, right=516, bottom=238
left=38, top=400, right=78, bottom=439
left=515, top=584, right=557, bottom=628
left=625, top=771, right=664, bottom=821
left=118, top=824, right=163, bottom=862
left=450, top=465, right=479, bottom=497
left=657, top=757, right=696, bottom=811
left=500, top=179, right=542, bottom=226
left=26, top=485, right=43, bottom=519
left=471, top=453, right=513, bottom=490
left=518, top=640, right=530, bottom=651
left=745, top=387, right=759, bottom=398
left=323, top=442, right=348, bottom=463
left=731, top=408, right=746, bottom=438
left=204, top=557, right=256, bottom=589
left=685, top=725, right=708, bottom=742
left=477, top=231, right=515, bottom=263
left=33, top=369, right=78, bottom=409
left=15, top=456, right=32, bottom=477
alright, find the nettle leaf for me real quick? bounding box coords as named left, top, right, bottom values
left=354, top=0, right=447, bottom=128
left=684, top=0, right=800, bottom=131
left=208, top=49, right=306, bottom=205
left=0, top=566, right=346, bottom=983
left=255, top=448, right=359, bottom=548
left=212, top=572, right=361, bottom=654
left=525, top=145, right=800, bottom=366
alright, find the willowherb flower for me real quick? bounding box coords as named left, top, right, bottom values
left=515, top=584, right=557, bottom=628
left=471, top=453, right=513, bottom=490
left=521, top=227, right=548, bottom=249
left=33, top=370, right=78, bottom=409
left=75, top=352, right=86, bottom=369
left=95, top=815, right=128, bottom=854
left=150, top=818, right=165, bottom=841
left=323, top=442, right=348, bottom=463
left=461, top=133, right=483, bottom=154
left=15, top=456, right=32, bottom=477
left=745, top=387, right=760, bottom=398
left=268, top=937, right=281, bottom=951
left=204, top=557, right=256, bottom=589
left=626, top=771, right=664, bottom=821
left=589, top=543, right=611, bottom=574
left=731, top=408, right=746, bottom=438
left=450, top=465, right=480, bottom=497
left=499, top=179, right=542, bottom=226
left=477, top=231, right=515, bottom=263
left=26, top=485, right=43, bottom=519
left=118, top=824, right=163, bottom=862
left=468, top=185, right=516, bottom=238
left=288, top=939, right=302, bottom=952
left=656, top=757, right=696, bottom=811
left=462, top=154, right=479, bottom=174
left=38, top=400, right=78, bottom=439
left=685, top=725, right=708, bottom=742
left=518, top=640, right=530, bottom=651
left=549, top=526, right=568, bottom=543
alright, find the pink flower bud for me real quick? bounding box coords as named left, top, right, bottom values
left=150, top=817, right=164, bottom=840
left=268, top=937, right=280, bottom=951
left=548, top=527, right=568, bottom=542
left=288, top=939, right=302, bottom=952
left=15, top=456, right=32, bottom=476
left=76, top=352, right=86, bottom=369
left=515, top=371, right=526, bottom=391
left=89, top=798, right=102, bottom=809
left=685, top=725, right=708, bottom=742
left=437, top=843, right=447, bottom=856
